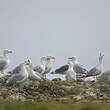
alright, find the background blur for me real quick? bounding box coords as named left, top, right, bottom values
left=0, top=0, right=110, bottom=79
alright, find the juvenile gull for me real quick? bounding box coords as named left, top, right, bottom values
left=87, top=53, right=104, bottom=78
left=65, top=61, right=76, bottom=81
left=6, top=61, right=29, bottom=85
left=68, top=56, right=88, bottom=80
left=0, top=49, right=12, bottom=74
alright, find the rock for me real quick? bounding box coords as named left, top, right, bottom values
left=52, top=78, right=62, bottom=82
left=0, top=77, right=109, bottom=102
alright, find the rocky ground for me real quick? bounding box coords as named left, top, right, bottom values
left=0, top=77, right=110, bottom=103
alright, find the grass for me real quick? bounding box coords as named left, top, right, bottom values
left=0, top=101, right=109, bottom=110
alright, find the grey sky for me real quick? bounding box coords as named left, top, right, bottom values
left=0, top=0, right=110, bottom=79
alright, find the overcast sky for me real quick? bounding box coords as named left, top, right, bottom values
left=0, top=0, right=110, bottom=79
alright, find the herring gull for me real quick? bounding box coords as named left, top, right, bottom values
left=0, top=49, right=12, bottom=74
left=6, top=60, right=29, bottom=85
left=68, top=56, right=88, bottom=80
left=87, top=53, right=104, bottom=77
left=27, top=60, right=45, bottom=81
left=65, top=61, right=76, bottom=81
left=34, top=57, right=47, bottom=74
left=43, top=56, right=55, bottom=78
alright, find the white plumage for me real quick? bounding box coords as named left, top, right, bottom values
left=6, top=61, right=29, bottom=85
left=65, top=61, right=76, bottom=81
left=0, top=49, right=12, bottom=74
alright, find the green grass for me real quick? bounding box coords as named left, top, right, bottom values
left=0, top=101, right=109, bottom=110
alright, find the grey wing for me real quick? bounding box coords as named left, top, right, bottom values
left=34, top=65, right=43, bottom=73
left=8, top=65, right=21, bottom=74
left=55, top=65, right=69, bottom=74
left=0, top=60, right=7, bottom=70
left=87, top=67, right=97, bottom=76
left=10, top=66, right=21, bottom=74
left=73, top=64, right=88, bottom=74
left=7, top=74, right=24, bottom=84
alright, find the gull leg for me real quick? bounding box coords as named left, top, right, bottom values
left=45, top=74, right=46, bottom=80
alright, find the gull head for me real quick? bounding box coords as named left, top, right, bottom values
left=3, top=49, right=13, bottom=55
left=46, top=56, right=56, bottom=61
left=68, top=56, right=77, bottom=62
left=99, top=52, right=104, bottom=62
left=68, top=56, right=79, bottom=64
left=40, top=56, right=47, bottom=62
left=25, top=59, right=31, bottom=65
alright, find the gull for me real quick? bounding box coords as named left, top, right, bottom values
left=68, top=56, right=88, bottom=80
left=43, top=56, right=55, bottom=78
left=34, top=57, right=47, bottom=74
left=26, top=60, right=45, bottom=81
left=87, top=53, right=104, bottom=78
left=6, top=60, right=29, bottom=85
left=65, top=60, right=76, bottom=81
left=0, top=49, right=12, bottom=74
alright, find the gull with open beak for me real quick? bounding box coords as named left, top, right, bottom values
left=6, top=60, right=29, bottom=85
left=0, top=49, right=13, bottom=74
left=68, top=56, right=88, bottom=80
left=87, top=53, right=104, bottom=78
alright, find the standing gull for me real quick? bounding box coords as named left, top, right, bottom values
left=68, top=56, right=88, bottom=80
left=43, top=56, right=55, bottom=78
left=65, top=60, right=76, bottom=81
left=87, top=53, right=104, bottom=78
left=6, top=60, right=29, bottom=85
left=0, top=49, right=12, bottom=74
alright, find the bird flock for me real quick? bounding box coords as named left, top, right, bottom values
left=0, top=49, right=109, bottom=86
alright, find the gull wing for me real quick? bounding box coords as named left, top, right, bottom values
left=55, top=65, right=69, bottom=74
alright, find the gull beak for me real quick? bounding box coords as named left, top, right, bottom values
left=46, top=56, right=55, bottom=60
left=101, top=54, right=104, bottom=57
left=51, top=56, right=55, bottom=60
left=68, top=57, right=73, bottom=60
left=25, top=60, right=30, bottom=65
left=46, top=56, right=51, bottom=60
left=100, top=53, right=104, bottom=57
left=8, top=50, right=13, bottom=53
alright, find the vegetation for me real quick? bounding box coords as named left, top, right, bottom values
left=0, top=101, right=110, bottom=110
